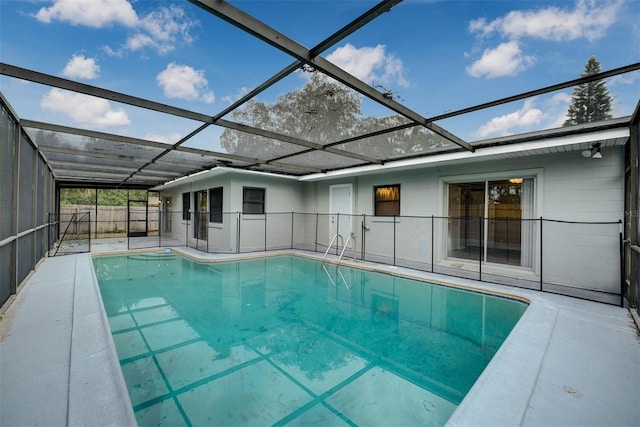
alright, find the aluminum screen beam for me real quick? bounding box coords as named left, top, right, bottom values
left=22, top=119, right=262, bottom=164
left=1, top=63, right=381, bottom=168
left=156, top=0, right=397, bottom=175
left=162, top=1, right=401, bottom=154
left=311, top=1, right=401, bottom=55
left=321, top=61, right=640, bottom=150
left=47, top=160, right=180, bottom=177
left=38, top=145, right=151, bottom=163
left=427, top=61, right=640, bottom=122
left=22, top=115, right=332, bottom=178
left=188, top=0, right=473, bottom=152
left=1, top=63, right=213, bottom=122
left=37, top=145, right=196, bottom=169
left=22, top=120, right=171, bottom=149
left=212, top=0, right=401, bottom=121
left=217, top=119, right=381, bottom=164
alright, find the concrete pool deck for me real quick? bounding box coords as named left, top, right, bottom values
left=1, top=247, right=639, bottom=426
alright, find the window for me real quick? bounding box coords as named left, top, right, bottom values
left=209, top=187, right=223, bottom=223
left=182, top=192, right=190, bottom=220
left=243, top=187, right=265, bottom=214
left=447, top=178, right=535, bottom=267
left=374, top=184, right=400, bottom=216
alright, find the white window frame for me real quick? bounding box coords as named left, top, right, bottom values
left=437, top=169, right=544, bottom=276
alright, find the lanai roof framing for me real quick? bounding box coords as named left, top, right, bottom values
left=189, top=0, right=473, bottom=153
left=2, top=63, right=370, bottom=179
left=1, top=0, right=414, bottom=186
left=1, top=0, right=639, bottom=188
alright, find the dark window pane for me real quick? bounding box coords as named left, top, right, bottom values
left=209, top=187, right=223, bottom=223
left=243, top=187, right=265, bottom=214
left=447, top=182, right=484, bottom=262
left=182, top=192, right=190, bottom=220
left=447, top=179, right=534, bottom=268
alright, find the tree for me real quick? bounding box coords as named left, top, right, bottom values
left=563, top=56, right=613, bottom=126
left=60, top=188, right=96, bottom=205
left=219, top=71, right=451, bottom=166
left=220, top=72, right=362, bottom=159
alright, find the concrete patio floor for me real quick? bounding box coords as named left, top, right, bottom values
left=1, top=246, right=639, bottom=427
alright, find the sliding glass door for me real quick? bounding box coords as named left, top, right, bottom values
left=447, top=178, right=534, bottom=268
left=448, top=182, right=484, bottom=260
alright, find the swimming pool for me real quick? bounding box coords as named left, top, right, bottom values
left=93, top=253, right=527, bottom=426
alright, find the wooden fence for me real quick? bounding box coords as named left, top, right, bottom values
left=60, top=204, right=159, bottom=236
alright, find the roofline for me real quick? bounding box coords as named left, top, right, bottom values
left=150, top=119, right=633, bottom=186
left=299, top=124, right=631, bottom=182
left=631, top=99, right=640, bottom=127
left=150, top=166, right=298, bottom=191
left=471, top=116, right=631, bottom=148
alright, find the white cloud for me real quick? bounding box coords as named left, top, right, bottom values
left=466, top=41, right=535, bottom=78
left=474, top=99, right=544, bottom=138
left=144, top=132, right=182, bottom=144
left=222, top=87, right=252, bottom=105
left=101, top=45, right=122, bottom=58
left=326, top=43, right=408, bottom=87
left=543, top=92, right=572, bottom=128
left=35, top=0, right=138, bottom=28
left=157, top=63, right=214, bottom=103
left=125, top=34, right=154, bottom=52
left=608, top=70, right=640, bottom=86
left=35, top=1, right=197, bottom=56
left=466, top=1, right=622, bottom=78
left=61, top=55, right=100, bottom=80
left=41, top=88, right=130, bottom=128
left=549, top=92, right=572, bottom=104
left=125, top=5, right=197, bottom=55
left=469, top=0, right=622, bottom=42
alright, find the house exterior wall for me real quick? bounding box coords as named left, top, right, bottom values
left=160, top=172, right=304, bottom=252
left=306, top=147, right=624, bottom=294
left=305, top=147, right=623, bottom=220
left=159, top=146, right=624, bottom=297
left=229, top=174, right=304, bottom=252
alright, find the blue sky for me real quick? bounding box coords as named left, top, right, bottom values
left=1, top=0, right=638, bottom=152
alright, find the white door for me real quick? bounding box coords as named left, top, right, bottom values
left=330, top=184, right=352, bottom=245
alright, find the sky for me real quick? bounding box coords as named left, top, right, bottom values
left=0, top=0, right=639, bottom=152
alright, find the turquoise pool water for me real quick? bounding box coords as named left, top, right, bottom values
left=93, top=253, right=527, bottom=426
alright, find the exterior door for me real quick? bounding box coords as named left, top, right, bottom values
left=329, top=184, right=352, bottom=245
left=447, top=178, right=534, bottom=267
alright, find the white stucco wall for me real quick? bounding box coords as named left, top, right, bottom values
left=304, top=147, right=623, bottom=221
left=159, top=170, right=304, bottom=252
left=305, top=146, right=624, bottom=294
left=157, top=146, right=624, bottom=295
left=229, top=174, right=303, bottom=252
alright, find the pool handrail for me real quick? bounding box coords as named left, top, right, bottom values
left=322, top=233, right=344, bottom=262
left=338, top=232, right=356, bottom=265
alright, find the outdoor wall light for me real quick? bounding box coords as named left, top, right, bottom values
left=582, top=143, right=603, bottom=159
left=592, top=145, right=603, bottom=159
